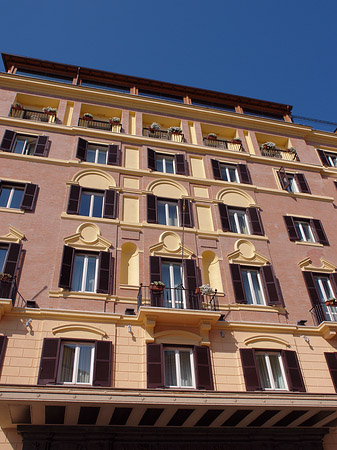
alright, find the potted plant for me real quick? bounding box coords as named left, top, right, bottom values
left=168, top=126, right=182, bottom=135
left=287, top=146, right=296, bottom=153
left=231, top=137, right=242, bottom=144
left=11, top=102, right=23, bottom=111
left=149, top=281, right=165, bottom=292
left=196, top=284, right=214, bottom=295
left=325, top=297, right=337, bottom=307
left=261, top=142, right=276, bottom=151
left=82, top=113, right=94, bottom=121
left=0, top=273, right=12, bottom=282
left=42, top=106, right=57, bottom=115
left=109, top=117, right=121, bottom=124
left=149, top=122, right=161, bottom=132
left=207, top=133, right=217, bottom=141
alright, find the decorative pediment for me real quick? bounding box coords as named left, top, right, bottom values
left=147, top=179, right=187, bottom=198
left=298, top=257, right=336, bottom=273
left=216, top=188, right=255, bottom=207
left=227, top=239, right=269, bottom=266
left=243, top=335, right=290, bottom=348
left=0, top=226, right=25, bottom=243
left=71, top=169, right=116, bottom=189
left=52, top=324, right=107, bottom=338
left=149, top=231, right=193, bottom=258
left=64, top=223, right=112, bottom=251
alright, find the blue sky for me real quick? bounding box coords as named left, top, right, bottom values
left=1, top=0, right=337, bottom=130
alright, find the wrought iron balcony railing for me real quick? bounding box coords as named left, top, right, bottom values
left=10, top=107, right=56, bottom=123
left=78, top=118, right=122, bottom=132
left=137, top=284, right=219, bottom=312
left=310, top=303, right=337, bottom=325
left=203, top=137, right=245, bottom=152
left=142, top=128, right=184, bottom=142
left=260, top=147, right=299, bottom=161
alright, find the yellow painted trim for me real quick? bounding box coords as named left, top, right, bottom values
left=48, top=289, right=111, bottom=301
left=71, top=168, right=116, bottom=187
left=61, top=212, right=119, bottom=226
left=216, top=187, right=255, bottom=205
left=147, top=178, right=187, bottom=197
left=285, top=213, right=314, bottom=220
left=218, top=231, right=268, bottom=241
left=0, top=226, right=25, bottom=243
left=0, top=207, right=24, bottom=215
left=243, top=335, right=291, bottom=347
left=227, top=239, right=270, bottom=266
left=298, top=257, right=336, bottom=273
left=295, top=241, right=324, bottom=248
left=52, top=324, right=107, bottom=337
left=218, top=302, right=284, bottom=314
left=63, top=222, right=112, bottom=251
left=154, top=330, right=201, bottom=344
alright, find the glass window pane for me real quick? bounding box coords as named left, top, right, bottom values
left=0, top=248, right=7, bottom=271
left=157, top=202, right=166, bottom=225
left=256, top=355, right=271, bottom=389
left=229, top=211, right=237, bottom=233
left=179, top=351, right=193, bottom=386
left=156, top=157, right=164, bottom=173
left=165, top=158, right=174, bottom=174
left=168, top=204, right=178, bottom=226
left=79, top=193, right=91, bottom=216
left=269, top=354, right=286, bottom=389
left=86, top=149, right=96, bottom=163
left=60, top=344, right=75, bottom=382
left=172, top=264, right=184, bottom=308
left=165, top=350, right=177, bottom=386
left=13, top=140, right=25, bottom=154
left=97, top=150, right=107, bottom=164
left=85, top=256, right=97, bottom=292
left=250, top=271, right=264, bottom=304
left=228, top=167, right=237, bottom=182
left=220, top=166, right=229, bottom=182
left=242, top=270, right=253, bottom=304
left=11, top=189, right=24, bottom=209
left=0, top=187, right=11, bottom=207
left=301, top=223, right=314, bottom=242
left=237, top=212, right=248, bottom=234
left=76, top=346, right=92, bottom=383
left=72, top=255, right=84, bottom=291
left=92, top=195, right=103, bottom=218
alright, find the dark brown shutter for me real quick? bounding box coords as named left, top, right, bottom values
left=330, top=273, right=337, bottom=296
left=67, top=185, right=81, bottom=215
left=237, top=164, right=252, bottom=184
left=3, top=243, right=22, bottom=276
left=37, top=338, right=61, bottom=385
left=179, top=199, right=193, bottom=228
left=76, top=138, right=88, bottom=161
left=93, top=341, right=112, bottom=387
left=148, top=148, right=156, bottom=170
left=33, top=135, right=49, bottom=157
left=0, top=130, right=16, bottom=152
left=147, top=343, right=164, bottom=388
left=218, top=204, right=231, bottom=231
left=107, top=144, right=121, bottom=166
left=283, top=216, right=299, bottom=241
left=325, top=353, right=337, bottom=392
left=0, top=336, right=8, bottom=373
left=240, top=349, right=261, bottom=391
left=58, top=246, right=75, bottom=289
left=147, top=194, right=157, bottom=223
left=21, top=184, right=39, bottom=211
left=184, top=259, right=201, bottom=310
left=150, top=256, right=162, bottom=283
left=278, top=168, right=289, bottom=190
left=97, top=252, right=113, bottom=294
left=295, top=174, right=311, bottom=194
left=211, top=159, right=222, bottom=180
left=302, top=272, right=321, bottom=306
left=175, top=154, right=188, bottom=175
left=281, top=350, right=306, bottom=392
left=317, top=149, right=329, bottom=166
left=194, top=346, right=213, bottom=390
left=103, top=190, right=118, bottom=219
left=311, top=219, right=329, bottom=245
left=247, top=208, right=264, bottom=236
left=260, top=265, right=283, bottom=306
left=230, top=264, right=246, bottom=304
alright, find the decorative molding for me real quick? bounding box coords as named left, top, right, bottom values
left=0, top=225, right=25, bottom=243
left=64, top=223, right=112, bottom=251
left=216, top=187, right=255, bottom=207
left=52, top=324, right=107, bottom=338
left=71, top=168, right=116, bottom=188
left=149, top=231, right=194, bottom=258
left=243, top=335, right=291, bottom=348
left=147, top=178, right=187, bottom=198
left=154, top=329, right=201, bottom=345
left=298, top=257, right=336, bottom=273
left=227, top=239, right=269, bottom=266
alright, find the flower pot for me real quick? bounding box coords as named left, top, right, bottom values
left=195, top=287, right=201, bottom=294
left=325, top=300, right=337, bottom=307
left=12, top=106, right=23, bottom=111
left=83, top=117, right=93, bottom=121
left=207, top=136, right=217, bottom=141
left=150, top=284, right=165, bottom=292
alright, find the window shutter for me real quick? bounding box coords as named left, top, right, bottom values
left=58, top=246, right=75, bottom=290
left=147, top=148, right=156, bottom=171
left=240, top=349, right=261, bottom=391
left=150, top=256, right=162, bottom=283
left=237, top=164, right=252, bottom=184
left=103, top=190, right=118, bottom=219
left=302, top=271, right=321, bottom=306
left=37, top=338, right=61, bottom=385
left=277, top=168, right=289, bottom=190
left=317, top=149, right=329, bottom=166
left=0, top=336, right=8, bottom=373
left=311, top=219, right=329, bottom=245
left=230, top=264, right=246, bottom=304
left=179, top=199, right=193, bottom=228
left=325, top=353, right=337, bottom=392
left=295, top=174, right=311, bottom=194
left=211, top=159, right=222, bottom=180
left=33, top=135, right=49, bottom=157
left=260, top=265, right=283, bottom=306
left=281, top=350, right=306, bottom=392
left=66, top=185, right=82, bottom=215
left=3, top=243, right=22, bottom=276
left=21, top=184, right=39, bottom=211
left=184, top=259, right=201, bottom=310
left=93, top=341, right=112, bottom=387
left=194, top=346, right=213, bottom=390
left=283, top=216, right=299, bottom=241
left=147, top=194, right=157, bottom=223
left=147, top=343, right=164, bottom=388
left=330, top=273, right=337, bottom=296
left=107, top=144, right=121, bottom=166
left=97, top=252, right=113, bottom=294
left=0, top=130, right=16, bottom=152
left=247, top=208, right=264, bottom=236
left=76, top=138, right=88, bottom=161
left=218, top=204, right=231, bottom=231
left=175, top=154, right=188, bottom=175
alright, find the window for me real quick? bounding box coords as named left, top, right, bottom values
left=67, top=185, right=118, bottom=219
left=0, top=336, right=8, bottom=376
left=230, top=264, right=284, bottom=306
left=147, top=344, right=213, bottom=390
left=147, top=148, right=188, bottom=175
left=161, top=261, right=185, bottom=309
left=303, top=273, right=337, bottom=323
left=219, top=204, right=264, bottom=236
left=76, top=138, right=121, bottom=166
left=58, top=342, right=95, bottom=384
left=0, top=182, right=38, bottom=211
left=147, top=195, right=194, bottom=228
left=317, top=149, right=337, bottom=167
left=38, top=338, right=112, bottom=386
left=0, top=243, right=22, bottom=299
left=0, top=130, right=50, bottom=157
left=240, top=348, right=305, bottom=392
left=324, top=353, right=337, bottom=392
left=58, top=246, right=114, bottom=295
left=284, top=216, right=329, bottom=245
left=211, top=159, right=252, bottom=184
left=277, top=168, right=310, bottom=194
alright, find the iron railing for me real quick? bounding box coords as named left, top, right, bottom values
left=260, top=147, right=299, bottom=161
left=142, top=128, right=184, bottom=142
left=310, top=303, right=337, bottom=325
left=137, top=284, right=219, bottom=312
left=78, top=118, right=122, bottom=131
left=203, top=138, right=245, bottom=152
left=10, top=107, right=56, bottom=123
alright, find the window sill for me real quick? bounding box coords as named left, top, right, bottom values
left=0, top=207, right=24, bottom=214
left=120, top=285, right=140, bottom=290
left=49, top=289, right=112, bottom=301
left=61, top=212, right=119, bottom=224
left=295, top=241, right=323, bottom=247
left=220, top=303, right=286, bottom=313
left=219, top=231, right=269, bottom=241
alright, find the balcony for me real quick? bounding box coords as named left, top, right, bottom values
left=260, top=145, right=299, bottom=161
left=310, top=303, right=337, bottom=325
left=203, top=137, right=244, bottom=152
left=10, top=106, right=56, bottom=123
left=142, top=128, right=184, bottom=143
left=78, top=118, right=122, bottom=132
left=137, top=285, right=219, bottom=312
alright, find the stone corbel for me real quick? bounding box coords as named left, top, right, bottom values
left=199, top=321, right=212, bottom=346
left=144, top=316, right=156, bottom=343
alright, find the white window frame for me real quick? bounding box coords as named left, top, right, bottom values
left=0, top=246, right=7, bottom=272
left=57, top=342, right=95, bottom=385
left=0, top=185, right=24, bottom=209
left=164, top=347, right=196, bottom=388
left=13, top=135, right=37, bottom=155
left=314, top=275, right=337, bottom=322
left=242, top=268, right=266, bottom=305
left=284, top=173, right=299, bottom=193
left=327, top=154, right=337, bottom=167
left=158, top=200, right=179, bottom=226
left=156, top=154, right=176, bottom=174
left=294, top=220, right=315, bottom=243
left=229, top=208, right=250, bottom=234
left=86, top=145, right=108, bottom=164
left=255, top=351, right=288, bottom=391
left=162, top=261, right=186, bottom=309
left=220, top=163, right=239, bottom=183
left=72, top=254, right=99, bottom=293
left=80, top=190, right=105, bottom=218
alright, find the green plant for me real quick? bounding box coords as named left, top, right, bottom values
left=109, top=117, right=121, bottom=123
left=207, top=133, right=217, bottom=139
left=151, top=281, right=165, bottom=286
left=12, top=102, right=22, bottom=109
left=287, top=146, right=296, bottom=153
left=232, top=137, right=242, bottom=143
left=83, top=112, right=93, bottom=119
left=261, top=141, right=276, bottom=150
left=150, top=122, right=161, bottom=131
left=199, top=284, right=214, bottom=295
left=168, top=126, right=182, bottom=135
left=0, top=273, right=12, bottom=282
left=43, top=106, right=57, bottom=114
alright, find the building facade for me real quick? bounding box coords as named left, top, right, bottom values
left=0, top=54, right=337, bottom=449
